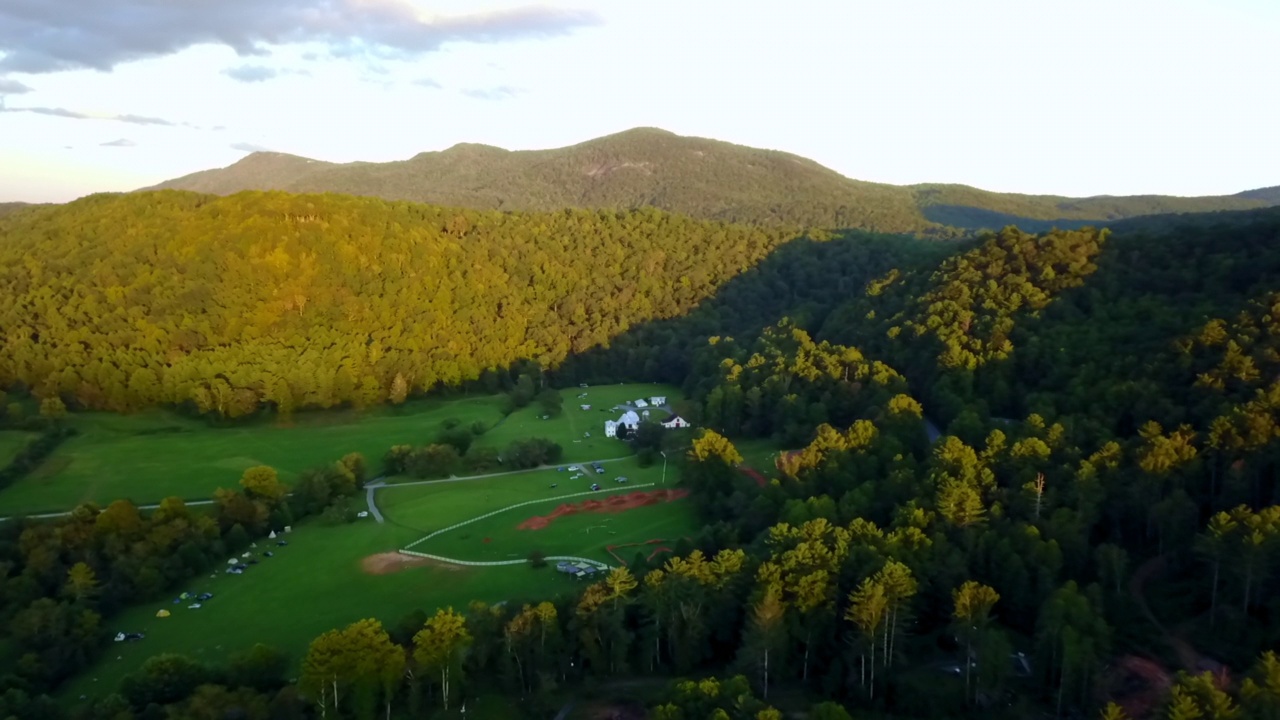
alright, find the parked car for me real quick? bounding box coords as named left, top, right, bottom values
left=590, top=483, right=601, bottom=491
left=615, top=477, right=628, bottom=484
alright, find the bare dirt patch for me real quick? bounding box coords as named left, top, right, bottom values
left=517, top=489, right=690, bottom=531
left=360, top=552, right=464, bottom=575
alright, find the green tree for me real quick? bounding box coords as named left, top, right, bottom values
left=413, top=607, right=472, bottom=711
left=63, top=562, right=98, bottom=603
left=952, top=580, right=1000, bottom=703
left=39, top=396, right=66, bottom=419
left=240, top=465, right=286, bottom=503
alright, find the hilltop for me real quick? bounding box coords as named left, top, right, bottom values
left=144, top=128, right=1280, bottom=234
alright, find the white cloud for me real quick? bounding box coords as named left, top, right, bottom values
left=0, top=0, right=602, bottom=73
left=222, top=65, right=278, bottom=83
left=461, top=85, right=520, bottom=100
left=0, top=105, right=178, bottom=125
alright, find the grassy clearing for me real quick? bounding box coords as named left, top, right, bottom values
left=2, top=383, right=682, bottom=516
left=0, top=396, right=505, bottom=516
left=473, top=382, right=681, bottom=463
left=0, top=431, right=36, bottom=467
left=734, top=438, right=788, bottom=476
left=381, top=456, right=696, bottom=566
left=60, top=515, right=580, bottom=704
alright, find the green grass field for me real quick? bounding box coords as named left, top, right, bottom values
left=381, top=457, right=696, bottom=566
left=474, top=382, right=682, bottom=463
left=61, top=452, right=695, bottom=704
left=1, top=383, right=682, bottom=516
left=0, top=431, right=36, bottom=467
left=0, top=396, right=507, bottom=516
left=60, top=514, right=580, bottom=704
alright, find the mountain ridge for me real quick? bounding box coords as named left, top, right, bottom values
left=142, top=128, right=1280, bottom=234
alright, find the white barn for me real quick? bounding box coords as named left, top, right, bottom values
left=634, top=398, right=649, bottom=409
left=606, top=410, right=642, bottom=438
left=650, top=396, right=667, bottom=406
left=661, top=415, right=690, bottom=429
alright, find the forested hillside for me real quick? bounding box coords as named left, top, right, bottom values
left=5, top=196, right=1280, bottom=720
left=143, top=128, right=1280, bottom=235
left=0, top=190, right=799, bottom=416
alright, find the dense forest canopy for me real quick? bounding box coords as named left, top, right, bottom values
left=141, top=128, right=1280, bottom=236
left=4, top=193, right=1280, bottom=719
left=0, top=190, right=802, bottom=416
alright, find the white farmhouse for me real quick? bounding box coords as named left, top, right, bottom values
left=605, top=410, right=642, bottom=438
left=661, top=415, right=691, bottom=429
left=650, top=396, right=667, bottom=406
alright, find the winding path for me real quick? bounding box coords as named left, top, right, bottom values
left=364, top=455, right=634, bottom=523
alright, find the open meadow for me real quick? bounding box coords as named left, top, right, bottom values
left=60, top=513, right=581, bottom=704
left=0, top=383, right=683, bottom=517
left=0, top=431, right=35, bottom=467
left=60, top=452, right=697, bottom=704
left=381, top=456, right=697, bottom=566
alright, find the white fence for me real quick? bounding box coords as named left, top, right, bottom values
left=398, top=549, right=611, bottom=570
left=402, top=483, right=656, bottom=550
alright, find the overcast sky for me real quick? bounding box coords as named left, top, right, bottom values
left=1, top=0, right=1277, bottom=203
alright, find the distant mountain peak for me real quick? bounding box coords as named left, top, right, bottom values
left=139, top=129, right=1280, bottom=234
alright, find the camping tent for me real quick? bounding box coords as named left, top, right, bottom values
left=269, top=531, right=277, bottom=539
left=155, top=609, right=170, bottom=618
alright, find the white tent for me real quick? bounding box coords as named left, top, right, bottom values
left=268, top=531, right=277, bottom=539
left=227, top=558, right=237, bottom=565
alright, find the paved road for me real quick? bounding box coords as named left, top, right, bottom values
left=364, top=478, right=387, bottom=523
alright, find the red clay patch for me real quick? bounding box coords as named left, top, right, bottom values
left=517, top=490, right=690, bottom=531
left=482, top=537, right=491, bottom=544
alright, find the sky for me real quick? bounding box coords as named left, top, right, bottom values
left=1, top=0, right=1277, bottom=203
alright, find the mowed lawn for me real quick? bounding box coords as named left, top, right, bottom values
left=380, top=457, right=696, bottom=566
left=0, top=431, right=36, bottom=467
left=0, top=396, right=507, bottom=516
left=474, top=383, right=683, bottom=463
left=60, top=516, right=581, bottom=704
